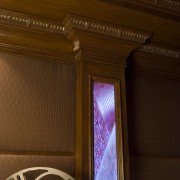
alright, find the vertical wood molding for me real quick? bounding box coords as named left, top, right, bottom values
left=75, top=51, right=130, bottom=179
left=64, top=13, right=152, bottom=178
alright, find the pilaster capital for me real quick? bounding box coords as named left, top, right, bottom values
left=63, top=13, right=151, bottom=66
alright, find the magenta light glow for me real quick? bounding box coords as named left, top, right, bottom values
left=93, top=82, right=117, bottom=180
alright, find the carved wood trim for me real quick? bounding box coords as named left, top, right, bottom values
left=101, top=0, right=180, bottom=18
left=0, top=8, right=64, bottom=35
left=0, top=8, right=179, bottom=63
left=130, top=0, right=180, bottom=12
left=139, top=44, right=180, bottom=59
left=63, top=14, right=151, bottom=43
left=0, top=8, right=151, bottom=44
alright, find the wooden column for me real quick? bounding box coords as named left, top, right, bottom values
left=64, top=14, right=151, bottom=180
left=75, top=48, right=128, bottom=180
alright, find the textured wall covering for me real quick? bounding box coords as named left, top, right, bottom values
left=0, top=52, right=76, bottom=178
left=126, top=73, right=180, bottom=179
left=130, top=156, right=180, bottom=180
left=0, top=52, right=76, bottom=152
left=0, top=154, right=75, bottom=179
left=126, top=75, right=180, bottom=156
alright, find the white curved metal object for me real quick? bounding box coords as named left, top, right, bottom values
left=6, top=167, right=75, bottom=180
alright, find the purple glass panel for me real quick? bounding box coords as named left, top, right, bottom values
left=93, top=82, right=117, bottom=180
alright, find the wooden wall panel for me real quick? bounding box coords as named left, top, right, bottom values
left=130, top=156, right=180, bottom=180
left=126, top=75, right=180, bottom=156
left=126, top=72, right=180, bottom=180
left=0, top=52, right=76, bottom=179
left=0, top=155, right=75, bottom=179
left=0, top=52, right=76, bottom=153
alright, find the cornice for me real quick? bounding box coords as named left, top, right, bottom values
left=0, top=8, right=179, bottom=61
left=127, top=43, right=180, bottom=81
left=101, top=0, right=180, bottom=17
left=139, top=44, right=180, bottom=59
left=135, top=0, right=180, bottom=12
left=0, top=42, right=75, bottom=64
left=75, top=47, right=126, bottom=66
left=0, top=8, right=64, bottom=35
left=63, top=14, right=151, bottom=43
left=0, top=8, right=151, bottom=44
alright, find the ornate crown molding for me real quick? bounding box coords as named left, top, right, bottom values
left=63, top=14, right=151, bottom=43
left=0, top=8, right=151, bottom=44
left=101, top=0, right=180, bottom=17
left=0, top=9, right=64, bottom=35
left=139, top=44, right=180, bottom=59
left=128, top=43, right=180, bottom=81
left=0, top=8, right=179, bottom=61
left=135, top=0, right=180, bottom=12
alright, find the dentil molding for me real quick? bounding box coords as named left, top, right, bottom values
left=132, top=0, right=180, bottom=12
left=0, top=8, right=150, bottom=43
left=0, top=8, right=179, bottom=59
left=63, top=14, right=151, bottom=43
left=102, top=0, right=180, bottom=15
left=140, top=44, right=180, bottom=59
left=0, top=9, right=64, bottom=35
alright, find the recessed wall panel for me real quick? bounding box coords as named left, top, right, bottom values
left=0, top=52, right=76, bottom=152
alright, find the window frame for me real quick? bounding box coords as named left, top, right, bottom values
left=90, top=75, right=124, bottom=180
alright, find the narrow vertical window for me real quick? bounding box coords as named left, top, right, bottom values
left=93, top=82, right=117, bottom=180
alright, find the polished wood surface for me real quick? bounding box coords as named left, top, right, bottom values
left=0, top=0, right=179, bottom=179
left=74, top=26, right=142, bottom=178
left=0, top=0, right=179, bottom=48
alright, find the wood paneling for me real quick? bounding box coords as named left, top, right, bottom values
left=130, top=156, right=180, bottom=180
left=0, top=0, right=179, bottom=48
left=126, top=75, right=180, bottom=156
left=76, top=45, right=129, bottom=179
left=0, top=52, right=76, bottom=178
left=0, top=155, right=75, bottom=179
left=0, top=1, right=179, bottom=179
left=0, top=52, right=76, bottom=153
left=126, top=68, right=180, bottom=179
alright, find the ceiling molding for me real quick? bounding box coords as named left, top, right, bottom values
left=127, top=44, right=180, bottom=81
left=63, top=14, right=151, bottom=43
left=139, top=44, right=180, bottom=59
left=124, top=0, right=180, bottom=12
left=0, top=8, right=151, bottom=44
left=100, top=0, right=180, bottom=18
left=0, top=8, right=64, bottom=35
left=0, top=8, right=179, bottom=61
left=0, top=42, right=75, bottom=64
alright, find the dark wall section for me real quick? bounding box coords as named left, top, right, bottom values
left=0, top=52, right=76, bottom=179
left=126, top=73, right=180, bottom=180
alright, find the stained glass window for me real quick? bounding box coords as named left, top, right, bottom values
left=93, top=82, right=117, bottom=180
